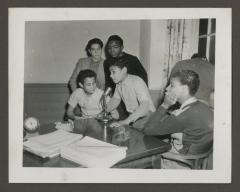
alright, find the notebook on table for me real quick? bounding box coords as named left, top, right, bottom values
left=23, top=130, right=83, bottom=158
left=61, top=136, right=127, bottom=168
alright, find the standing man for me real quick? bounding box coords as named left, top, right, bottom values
left=104, top=35, right=148, bottom=91
left=170, top=53, right=214, bottom=103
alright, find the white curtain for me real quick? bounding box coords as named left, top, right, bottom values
left=161, top=19, right=185, bottom=89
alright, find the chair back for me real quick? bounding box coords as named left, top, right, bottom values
left=187, top=136, right=213, bottom=169
left=161, top=138, right=213, bottom=169
left=188, top=137, right=213, bottom=155
left=191, top=146, right=213, bottom=169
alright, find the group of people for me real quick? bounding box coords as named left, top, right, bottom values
left=66, top=35, right=214, bottom=169
left=67, top=35, right=150, bottom=126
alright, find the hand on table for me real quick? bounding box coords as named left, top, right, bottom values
left=110, top=120, right=128, bottom=128
left=95, top=112, right=104, bottom=119
left=75, top=115, right=93, bottom=120
left=68, top=119, right=74, bottom=126
left=110, top=110, right=119, bottom=120
left=55, top=120, right=74, bottom=132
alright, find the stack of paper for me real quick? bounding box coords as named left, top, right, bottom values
left=61, top=136, right=127, bottom=168
left=23, top=130, right=82, bottom=158
left=55, top=121, right=73, bottom=132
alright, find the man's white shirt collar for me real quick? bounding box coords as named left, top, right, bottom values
left=171, top=97, right=197, bottom=116
left=180, top=97, right=197, bottom=109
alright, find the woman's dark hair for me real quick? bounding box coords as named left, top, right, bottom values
left=171, top=70, right=200, bottom=96
left=77, top=69, right=97, bottom=85
left=85, top=38, right=103, bottom=57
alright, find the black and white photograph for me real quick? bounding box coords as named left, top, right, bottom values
left=9, top=8, right=231, bottom=183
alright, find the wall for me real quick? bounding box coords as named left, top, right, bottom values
left=149, top=20, right=169, bottom=90
left=139, top=20, right=151, bottom=75
left=24, top=20, right=141, bottom=83
left=24, top=19, right=200, bottom=124
left=24, top=84, right=69, bottom=125
left=25, top=19, right=199, bottom=86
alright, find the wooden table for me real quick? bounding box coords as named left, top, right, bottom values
left=23, top=118, right=171, bottom=168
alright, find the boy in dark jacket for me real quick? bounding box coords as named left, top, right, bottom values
left=143, top=70, right=213, bottom=169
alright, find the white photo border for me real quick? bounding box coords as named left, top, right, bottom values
left=9, top=8, right=232, bottom=183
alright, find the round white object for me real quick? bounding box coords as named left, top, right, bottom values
left=24, top=117, right=40, bottom=132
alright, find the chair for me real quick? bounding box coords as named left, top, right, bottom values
left=161, top=140, right=213, bottom=169
left=161, top=149, right=212, bottom=169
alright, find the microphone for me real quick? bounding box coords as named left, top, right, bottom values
left=100, top=87, right=112, bottom=122
left=100, top=87, right=112, bottom=104
left=103, top=87, right=112, bottom=96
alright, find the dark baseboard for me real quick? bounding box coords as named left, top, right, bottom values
left=24, top=83, right=70, bottom=125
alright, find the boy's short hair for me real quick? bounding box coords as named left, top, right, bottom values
left=77, top=69, right=97, bottom=85
left=107, top=35, right=124, bottom=46
left=171, top=70, right=200, bottom=96
left=85, top=38, right=103, bottom=56
left=109, top=58, right=128, bottom=70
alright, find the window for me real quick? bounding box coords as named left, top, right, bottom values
left=198, top=19, right=216, bottom=64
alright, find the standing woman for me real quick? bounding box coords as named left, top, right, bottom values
left=69, top=38, right=105, bottom=92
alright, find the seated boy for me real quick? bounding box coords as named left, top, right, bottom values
left=66, top=69, right=110, bottom=138
left=143, top=70, right=213, bottom=169
left=106, top=58, right=155, bottom=129
left=67, top=69, right=104, bottom=120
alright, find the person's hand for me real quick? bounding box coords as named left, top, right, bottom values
left=75, top=116, right=84, bottom=120
left=96, top=111, right=104, bottom=119
left=75, top=115, right=93, bottom=120
left=68, top=119, right=74, bottom=127
left=110, top=120, right=128, bottom=128
left=110, top=110, right=119, bottom=120
left=162, top=92, right=177, bottom=109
